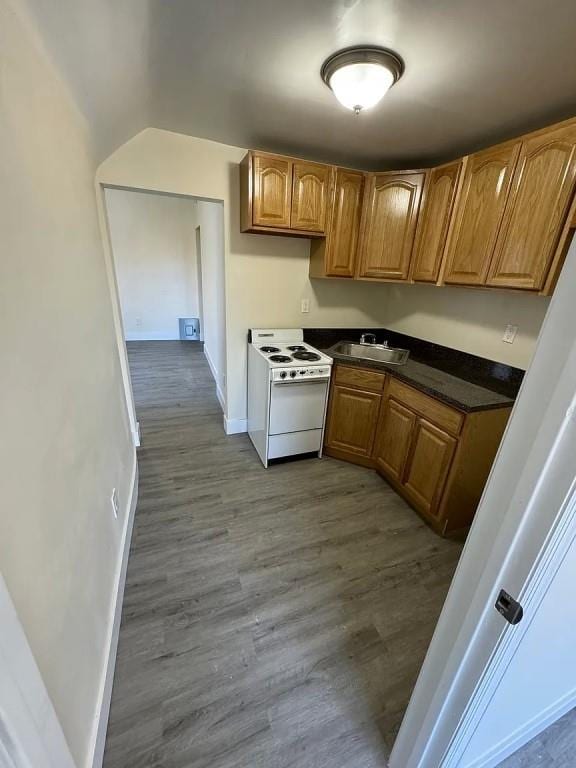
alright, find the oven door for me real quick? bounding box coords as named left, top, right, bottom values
left=269, top=379, right=329, bottom=435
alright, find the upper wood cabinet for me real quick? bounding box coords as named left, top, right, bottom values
left=309, top=168, right=365, bottom=278
left=411, top=160, right=463, bottom=283
left=291, top=161, right=332, bottom=232
left=443, top=141, right=521, bottom=285
left=357, top=170, right=425, bottom=280
left=252, top=154, right=292, bottom=228
left=486, top=123, right=576, bottom=290
left=240, top=151, right=331, bottom=237
left=242, top=117, right=576, bottom=295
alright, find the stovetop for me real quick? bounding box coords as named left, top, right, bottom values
left=253, top=342, right=333, bottom=368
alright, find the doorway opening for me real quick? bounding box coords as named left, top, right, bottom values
left=101, top=186, right=227, bottom=440
left=195, top=226, right=204, bottom=342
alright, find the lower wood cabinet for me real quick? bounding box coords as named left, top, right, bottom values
left=374, top=378, right=510, bottom=535
left=373, top=397, right=415, bottom=481
left=324, top=385, right=381, bottom=466
left=325, top=365, right=511, bottom=537
left=398, top=418, right=457, bottom=519
left=324, top=365, right=386, bottom=467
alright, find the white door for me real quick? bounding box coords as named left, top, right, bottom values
left=0, top=576, right=75, bottom=768
left=391, top=240, right=576, bottom=767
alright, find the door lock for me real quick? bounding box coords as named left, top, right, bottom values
left=495, top=589, right=524, bottom=625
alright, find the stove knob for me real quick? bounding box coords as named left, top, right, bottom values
left=290, top=370, right=297, bottom=378
left=279, top=371, right=287, bottom=379
left=299, top=370, right=306, bottom=375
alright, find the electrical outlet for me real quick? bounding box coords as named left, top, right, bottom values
left=135, top=317, right=143, bottom=328
left=502, top=324, right=518, bottom=344
left=111, top=488, right=119, bottom=519
left=301, top=298, right=310, bottom=313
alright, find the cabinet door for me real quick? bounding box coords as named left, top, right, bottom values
left=443, top=142, right=521, bottom=285
left=357, top=171, right=425, bottom=280
left=402, top=419, right=457, bottom=519
left=324, top=169, right=365, bottom=276
left=325, top=385, right=381, bottom=459
left=291, top=161, right=331, bottom=232
left=412, top=160, right=463, bottom=282
left=252, top=154, right=292, bottom=228
left=487, top=124, right=576, bottom=290
left=374, top=398, right=417, bottom=482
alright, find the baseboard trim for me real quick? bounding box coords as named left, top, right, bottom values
left=90, top=456, right=139, bottom=768
left=216, top=384, right=225, bottom=413
left=203, top=346, right=225, bottom=413
left=224, top=416, right=248, bottom=435
left=125, top=332, right=180, bottom=341
left=465, top=687, right=576, bottom=768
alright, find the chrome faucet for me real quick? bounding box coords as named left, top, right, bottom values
left=360, top=333, right=376, bottom=345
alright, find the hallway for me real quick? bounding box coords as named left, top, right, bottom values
left=103, top=341, right=462, bottom=768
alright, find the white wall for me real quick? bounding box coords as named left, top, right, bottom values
left=383, top=283, right=549, bottom=370
left=195, top=201, right=226, bottom=408
left=0, top=1, right=136, bottom=765
left=21, top=0, right=151, bottom=163
left=97, top=128, right=547, bottom=429
left=105, top=188, right=199, bottom=341
left=461, top=531, right=576, bottom=766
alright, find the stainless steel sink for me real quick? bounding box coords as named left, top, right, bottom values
left=329, top=341, right=410, bottom=365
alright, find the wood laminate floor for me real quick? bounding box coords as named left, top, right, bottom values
left=498, top=707, right=576, bottom=767
left=103, top=341, right=463, bottom=768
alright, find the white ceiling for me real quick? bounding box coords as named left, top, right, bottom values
left=25, top=0, right=576, bottom=168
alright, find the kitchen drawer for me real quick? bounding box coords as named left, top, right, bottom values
left=334, top=365, right=386, bottom=393
left=387, top=379, right=463, bottom=436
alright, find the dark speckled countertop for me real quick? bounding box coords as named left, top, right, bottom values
left=302, top=328, right=523, bottom=414
left=324, top=348, right=515, bottom=412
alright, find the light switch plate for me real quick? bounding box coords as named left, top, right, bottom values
left=502, top=324, right=518, bottom=344
left=301, top=298, right=310, bottom=313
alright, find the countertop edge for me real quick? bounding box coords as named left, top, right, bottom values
left=326, top=353, right=515, bottom=413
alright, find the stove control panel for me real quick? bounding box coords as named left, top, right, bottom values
left=272, top=366, right=331, bottom=383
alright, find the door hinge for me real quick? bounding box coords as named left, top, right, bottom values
left=495, top=589, right=524, bottom=625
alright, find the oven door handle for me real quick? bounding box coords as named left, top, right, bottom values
left=272, top=378, right=329, bottom=386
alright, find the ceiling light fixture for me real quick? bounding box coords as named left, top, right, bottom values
left=321, top=46, right=404, bottom=115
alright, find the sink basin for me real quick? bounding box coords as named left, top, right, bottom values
left=330, top=341, right=410, bottom=365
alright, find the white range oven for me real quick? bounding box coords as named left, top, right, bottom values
left=247, top=328, right=333, bottom=467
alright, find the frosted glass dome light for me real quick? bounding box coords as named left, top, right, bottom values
left=329, top=63, right=395, bottom=112
left=321, top=46, right=404, bottom=115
